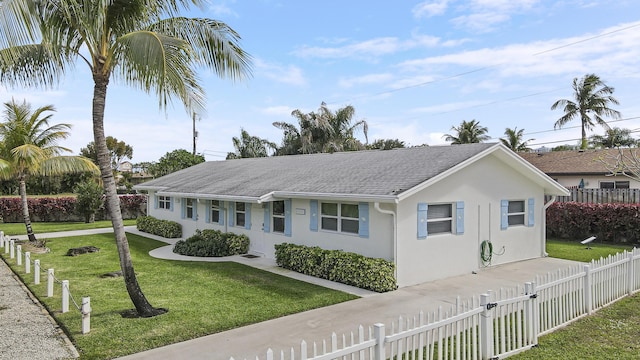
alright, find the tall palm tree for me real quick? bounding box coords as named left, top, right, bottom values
left=443, top=119, right=490, bottom=144
left=226, top=128, right=276, bottom=159
left=500, top=127, right=534, bottom=152
left=552, top=74, right=622, bottom=150
left=0, top=0, right=251, bottom=317
left=0, top=99, right=98, bottom=242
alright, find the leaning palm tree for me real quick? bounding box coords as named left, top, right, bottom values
left=0, top=99, right=99, bottom=242
left=500, top=127, right=534, bottom=152
left=0, top=0, right=251, bottom=317
left=552, top=74, right=622, bottom=150
left=443, top=119, right=490, bottom=144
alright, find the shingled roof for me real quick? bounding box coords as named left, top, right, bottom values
left=518, top=149, right=628, bottom=175
left=136, top=143, right=567, bottom=202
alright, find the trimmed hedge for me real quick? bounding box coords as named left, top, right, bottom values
left=275, top=243, right=397, bottom=292
left=546, top=202, right=640, bottom=243
left=173, top=229, right=249, bottom=257
left=136, top=216, right=182, bottom=238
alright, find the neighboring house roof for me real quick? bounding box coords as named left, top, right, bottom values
left=135, top=143, right=568, bottom=203
left=518, top=149, right=631, bottom=176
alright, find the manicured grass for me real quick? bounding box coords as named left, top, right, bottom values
left=0, top=220, right=137, bottom=236
left=546, top=238, right=635, bottom=262
left=3, top=233, right=357, bottom=359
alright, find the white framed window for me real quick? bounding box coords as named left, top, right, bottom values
left=235, top=202, right=246, bottom=227
left=600, top=181, right=630, bottom=189
left=321, top=202, right=359, bottom=234
left=427, top=204, right=453, bottom=235
left=272, top=200, right=285, bottom=233
left=185, top=198, right=195, bottom=219
left=210, top=200, right=220, bottom=223
left=507, top=200, right=525, bottom=226
left=158, top=196, right=171, bottom=210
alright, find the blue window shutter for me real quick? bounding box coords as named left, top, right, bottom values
left=228, top=202, right=235, bottom=227
left=154, top=195, right=158, bottom=209
left=263, top=203, right=270, bottom=232
left=219, top=201, right=225, bottom=225
left=528, top=198, right=535, bottom=227
left=284, top=199, right=292, bottom=237
left=309, top=200, right=318, bottom=232
left=456, top=201, right=465, bottom=234
left=245, top=203, right=252, bottom=230
left=358, top=202, right=369, bottom=238
left=500, top=200, right=509, bottom=230
left=181, top=199, right=186, bottom=219
left=417, top=203, right=428, bottom=239
left=169, top=197, right=174, bottom=212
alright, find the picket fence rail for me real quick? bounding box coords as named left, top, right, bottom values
left=235, top=247, right=640, bottom=360
left=0, top=232, right=92, bottom=334
left=555, top=188, right=640, bottom=204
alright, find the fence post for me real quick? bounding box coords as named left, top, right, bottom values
left=583, top=264, right=592, bottom=315
left=16, top=245, right=22, bottom=266
left=373, top=323, right=385, bottom=360
left=480, top=294, right=494, bottom=360
left=34, top=260, right=40, bottom=284
left=628, top=252, right=635, bottom=296
left=47, top=269, right=54, bottom=297
left=9, top=240, right=14, bottom=258
left=0, top=231, right=3, bottom=249
left=25, top=252, right=30, bottom=273
left=81, top=297, right=91, bottom=334
left=62, top=280, right=69, bottom=313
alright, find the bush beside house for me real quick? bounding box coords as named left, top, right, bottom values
left=173, top=229, right=249, bottom=257
left=275, top=243, right=397, bottom=292
left=136, top=216, right=182, bottom=238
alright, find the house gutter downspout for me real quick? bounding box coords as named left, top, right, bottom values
left=374, top=202, right=398, bottom=282
left=542, top=195, right=557, bottom=257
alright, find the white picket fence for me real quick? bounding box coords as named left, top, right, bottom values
left=236, top=247, right=640, bottom=360
left=0, top=232, right=92, bottom=334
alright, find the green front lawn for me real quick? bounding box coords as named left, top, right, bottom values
left=3, top=233, right=357, bottom=359
left=546, top=238, right=635, bottom=262
left=0, top=220, right=137, bottom=236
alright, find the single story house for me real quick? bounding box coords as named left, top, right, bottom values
left=135, top=143, right=568, bottom=287
left=518, top=149, right=640, bottom=190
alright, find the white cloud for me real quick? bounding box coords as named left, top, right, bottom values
left=261, top=105, right=294, bottom=116
left=451, top=0, right=541, bottom=32
left=338, top=73, right=394, bottom=89
left=254, top=59, right=307, bottom=86
left=412, top=0, right=451, bottom=18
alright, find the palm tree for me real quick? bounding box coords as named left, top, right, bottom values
left=0, top=0, right=251, bottom=317
left=0, top=99, right=98, bottom=242
left=500, top=127, right=534, bottom=152
left=443, top=120, right=490, bottom=144
left=552, top=74, right=622, bottom=150
left=226, top=128, right=276, bottom=159
left=589, top=127, right=638, bottom=149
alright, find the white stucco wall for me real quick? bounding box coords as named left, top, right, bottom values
left=395, top=154, right=546, bottom=287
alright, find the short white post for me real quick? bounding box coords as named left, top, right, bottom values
left=9, top=240, right=14, bottom=258
left=47, top=269, right=54, bottom=297
left=583, top=264, right=592, bottom=314
left=480, top=293, right=494, bottom=360
left=16, top=245, right=22, bottom=266
left=4, top=237, right=9, bottom=254
left=0, top=231, right=3, bottom=248
left=81, top=297, right=91, bottom=334
left=34, top=260, right=40, bottom=284
left=61, top=280, right=69, bottom=313
left=25, top=252, right=31, bottom=273
left=373, top=323, right=385, bottom=360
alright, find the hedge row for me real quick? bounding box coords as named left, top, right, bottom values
left=275, top=243, right=397, bottom=292
left=546, top=202, right=640, bottom=243
left=136, top=216, right=182, bottom=238
left=173, top=229, right=249, bottom=257
left=0, top=195, right=146, bottom=222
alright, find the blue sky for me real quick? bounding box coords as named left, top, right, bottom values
left=1, top=0, right=640, bottom=163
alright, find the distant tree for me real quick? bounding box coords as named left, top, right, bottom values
left=149, top=149, right=205, bottom=178
left=552, top=74, right=622, bottom=150
left=500, top=127, right=534, bottom=152
left=74, top=180, right=104, bottom=223
left=551, top=144, right=580, bottom=151
left=226, top=128, right=277, bottom=159
left=589, top=127, right=638, bottom=149
left=443, top=120, right=490, bottom=144
left=366, top=139, right=406, bottom=150
left=0, top=99, right=99, bottom=241
left=80, top=136, right=133, bottom=171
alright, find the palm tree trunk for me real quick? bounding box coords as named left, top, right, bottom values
left=92, top=73, right=165, bottom=317
left=19, top=179, right=36, bottom=242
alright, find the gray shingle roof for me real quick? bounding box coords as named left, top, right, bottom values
left=136, top=143, right=497, bottom=200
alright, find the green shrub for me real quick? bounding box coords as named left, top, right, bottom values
left=275, top=243, right=397, bottom=292
left=173, top=229, right=249, bottom=257
left=136, top=216, right=182, bottom=238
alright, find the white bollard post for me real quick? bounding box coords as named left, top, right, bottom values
left=81, top=297, right=91, bottom=334
left=25, top=252, right=30, bottom=273
left=16, top=245, right=22, bottom=266
left=0, top=231, right=3, bottom=249
left=34, top=260, right=40, bottom=284
left=4, top=237, right=9, bottom=254
left=61, top=280, right=69, bottom=313
left=47, top=269, right=54, bottom=297
left=9, top=240, right=14, bottom=258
